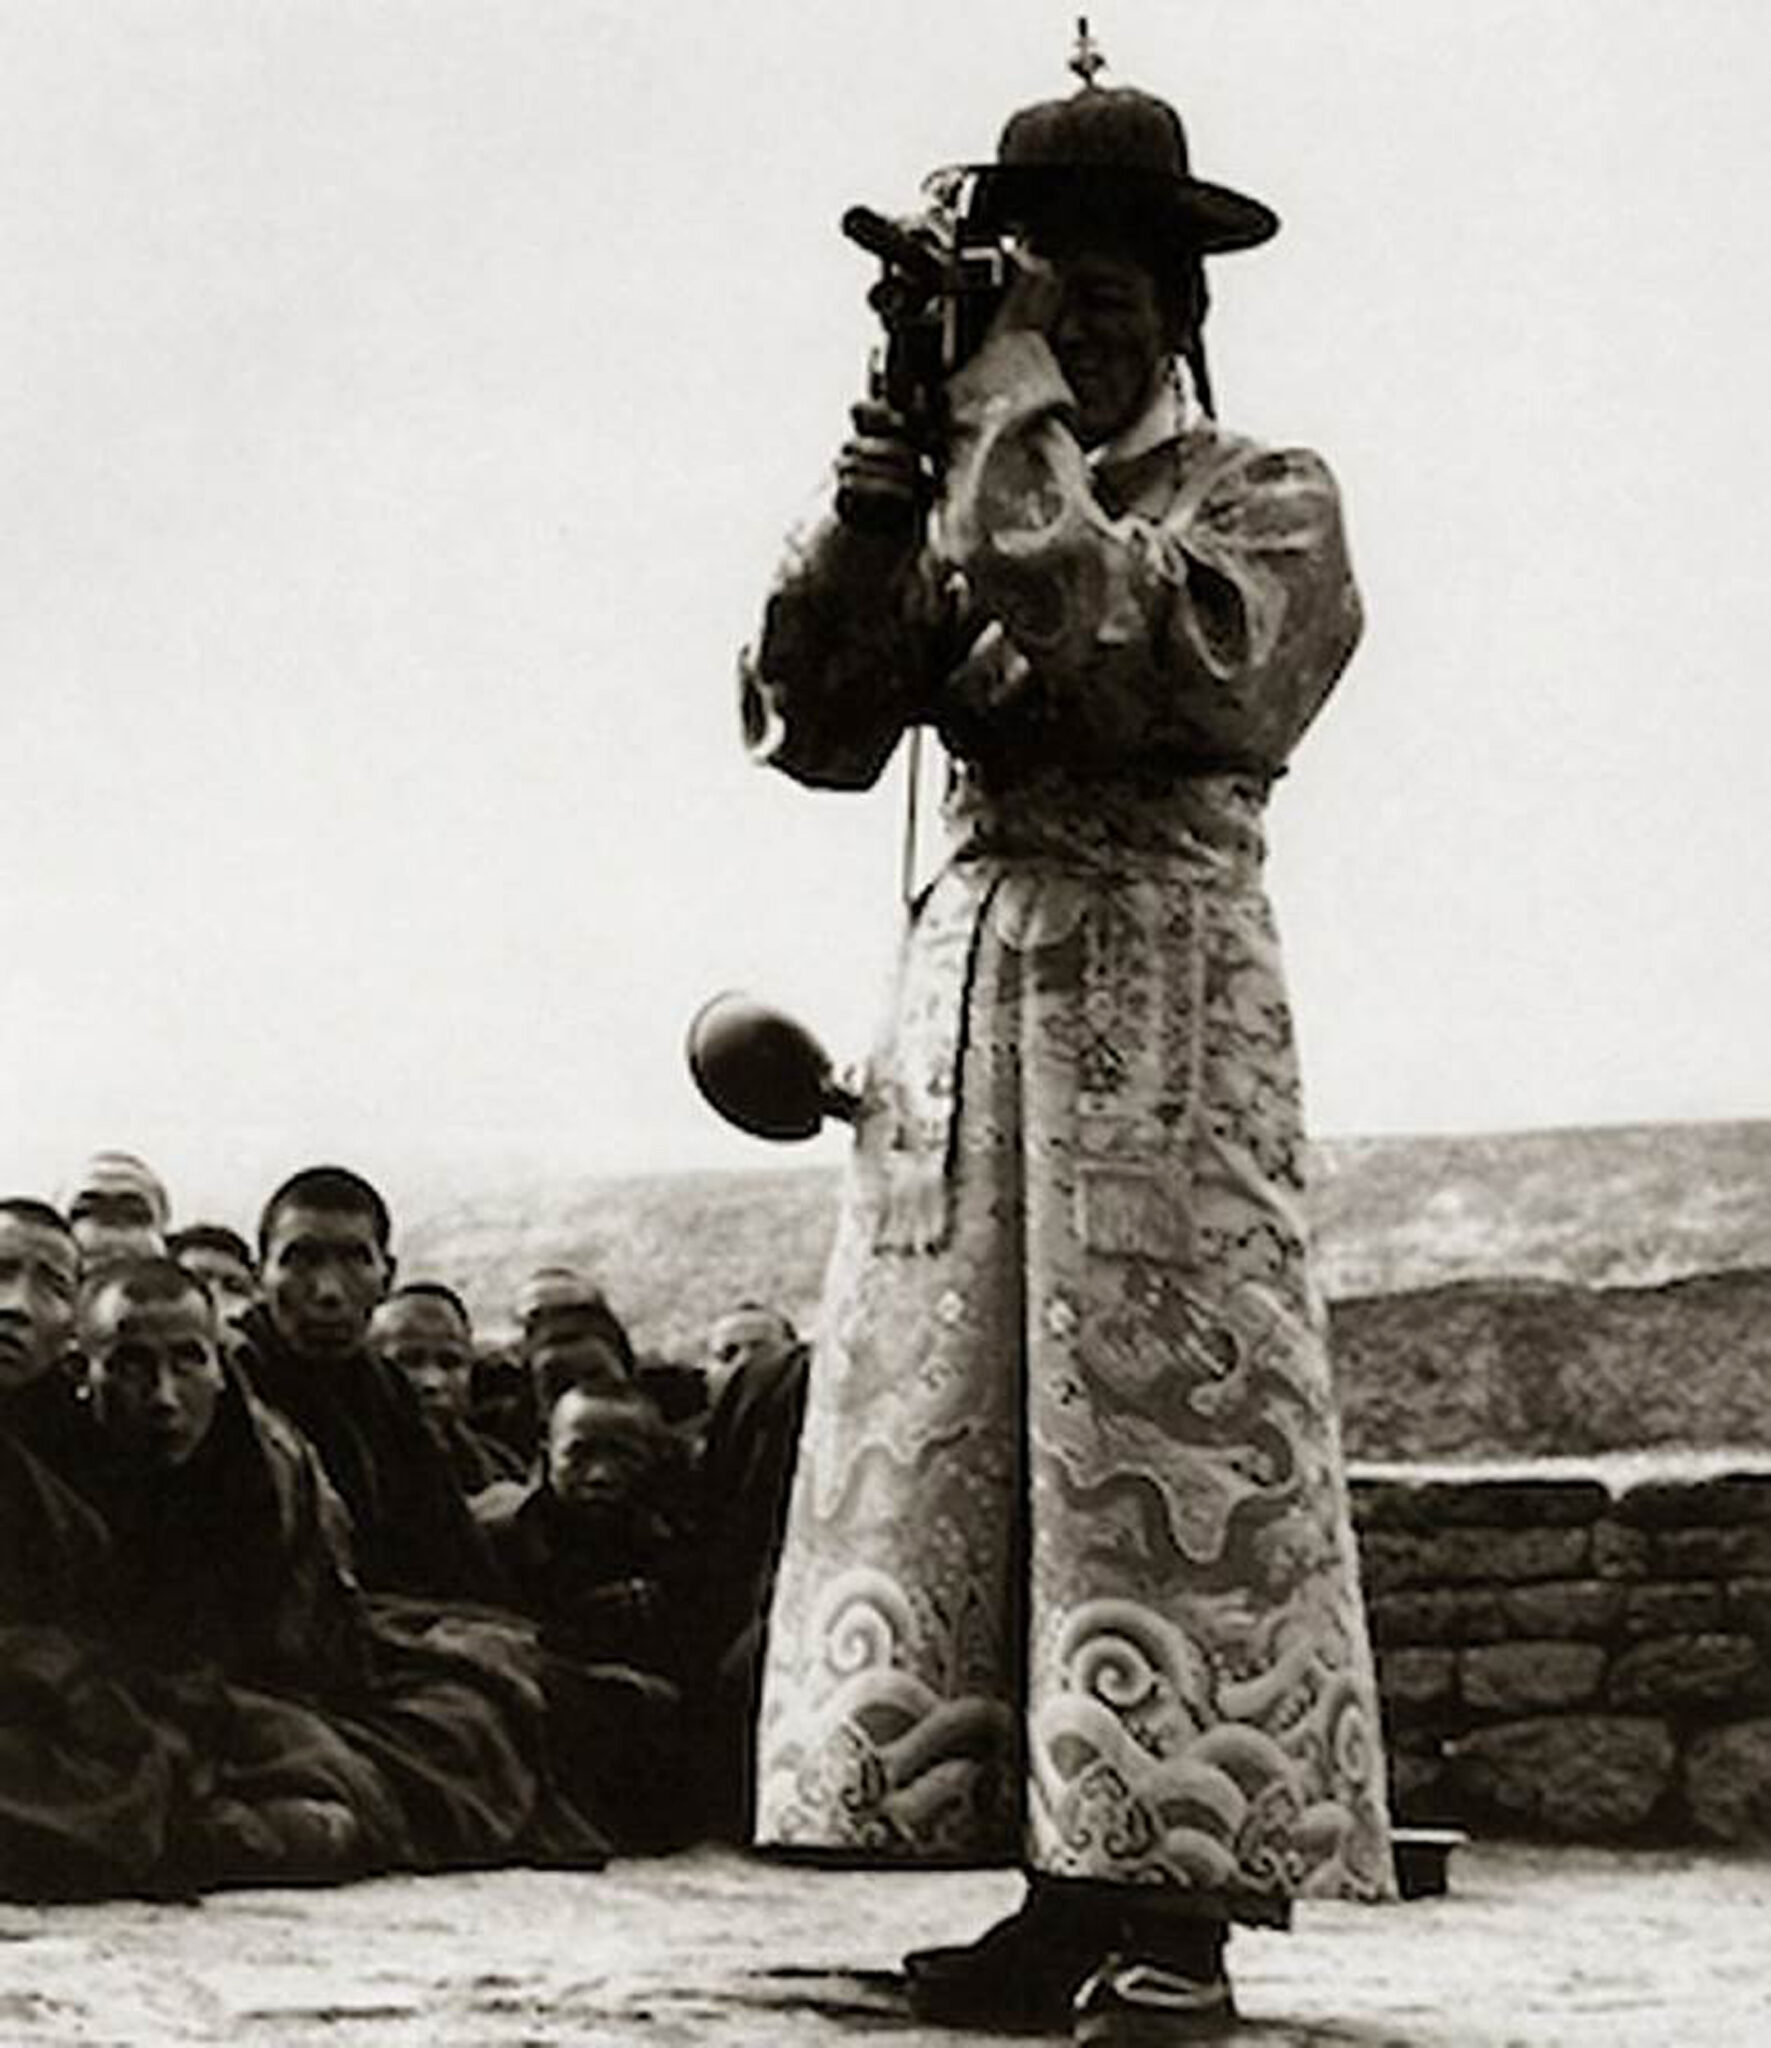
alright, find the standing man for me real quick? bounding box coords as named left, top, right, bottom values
left=741, top=42, right=1391, bottom=2040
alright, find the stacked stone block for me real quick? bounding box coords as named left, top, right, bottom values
left=1350, top=1464, right=1771, bottom=1843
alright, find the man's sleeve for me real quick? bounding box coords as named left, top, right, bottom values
left=739, top=511, right=949, bottom=790
left=938, top=330, right=1362, bottom=768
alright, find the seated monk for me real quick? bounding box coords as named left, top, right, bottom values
left=0, top=1197, right=87, bottom=1478
left=685, top=1303, right=810, bottom=1839
left=166, top=1221, right=260, bottom=1371
left=63, top=1151, right=169, bottom=1271
left=513, top=1269, right=694, bottom=1527
left=71, top=1255, right=403, bottom=1884
left=73, top=1256, right=605, bottom=1885
left=694, top=1305, right=809, bottom=1652
left=0, top=1200, right=197, bottom=1900
left=74, top=1256, right=368, bottom=1692
left=469, top=1265, right=650, bottom=1515
left=465, top=1343, right=532, bottom=1464
left=0, top=1421, right=204, bottom=1900
left=367, top=1282, right=527, bottom=1499
left=477, top=1385, right=692, bottom=1848
left=236, top=1165, right=499, bottom=1601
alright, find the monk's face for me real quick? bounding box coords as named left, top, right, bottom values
left=69, top=1190, right=164, bottom=1268
left=0, top=1213, right=79, bottom=1393
left=526, top=1306, right=630, bottom=1411
left=261, top=1202, right=392, bottom=1358
left=85, top=1285, right=225, bottom=1471
left=1045, top=250, right=1168, bottom=448
left=369, top=1294, right=473, bottom=1431
left=175, top=1245, right=258, bottom=1327
left=705, top=1308, right=792, bottom=1396
left=546, top=1394, right=660, bottom=1516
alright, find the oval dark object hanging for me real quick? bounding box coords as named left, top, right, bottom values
left=686, top=991, right=858, bottom=1142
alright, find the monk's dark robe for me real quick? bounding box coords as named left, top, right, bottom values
left=335, top=1592, right=608, bottom=1870
left=476, top=1483, right=690, bottom=1850
left=0, top=1367, right=92, bottom=1491
left=465, top=1352, right=537, bottom=1465
left=60, top=1375, right=409, bottom=1883
left=682, top=1345, right=809, bottom=1838
left=436, top=1414, right=529, bottom=1499
left=71, top=1370, right=369, bottom=1696
left=67, top=1371, right=603, bottom=1880
left=692, top=1346, right=810, bottom=1673
left=0, top=1428, right=196, bottom=1899
left=237, top=1308, right=499, bottom=1601
left=480, top=1485, right=693, bottom=1674
left=0, top=1410, right=110, bottom=1628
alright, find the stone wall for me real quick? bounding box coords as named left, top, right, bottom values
left=1351, top=1458, right=1771, bottom=1844
left=1330, top=1270, right=1771, bottom=1460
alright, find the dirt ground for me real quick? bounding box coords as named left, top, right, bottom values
left=1, top=1838, right=1766, bottom=2047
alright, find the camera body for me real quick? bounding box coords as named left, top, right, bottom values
left=938, top=239, right=1014, bottom=381
left=841, top=168, right=1015, bottom=432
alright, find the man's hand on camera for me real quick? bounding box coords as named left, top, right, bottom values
left=834, top=398, right=924, bottom=530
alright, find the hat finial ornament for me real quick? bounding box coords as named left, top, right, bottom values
left=1069, top=16, right=1107, bottom=88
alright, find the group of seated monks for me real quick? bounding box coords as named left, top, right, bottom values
left=0, top=1149, right=809, bottom=1899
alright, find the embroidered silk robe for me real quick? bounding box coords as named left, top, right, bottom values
left=739, top=328, right=1393, bottom=1915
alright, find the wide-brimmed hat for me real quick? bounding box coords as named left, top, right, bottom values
left=969, top=81, right=1277, bottom=258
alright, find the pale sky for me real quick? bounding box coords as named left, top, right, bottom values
left=2, top=0, right=1767, bottom=1235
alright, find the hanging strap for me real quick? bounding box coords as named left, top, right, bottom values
left=900, top=726, right=923, bottom=910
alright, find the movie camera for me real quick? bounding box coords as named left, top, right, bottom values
left=836, top=171, right=1017, bottom=529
